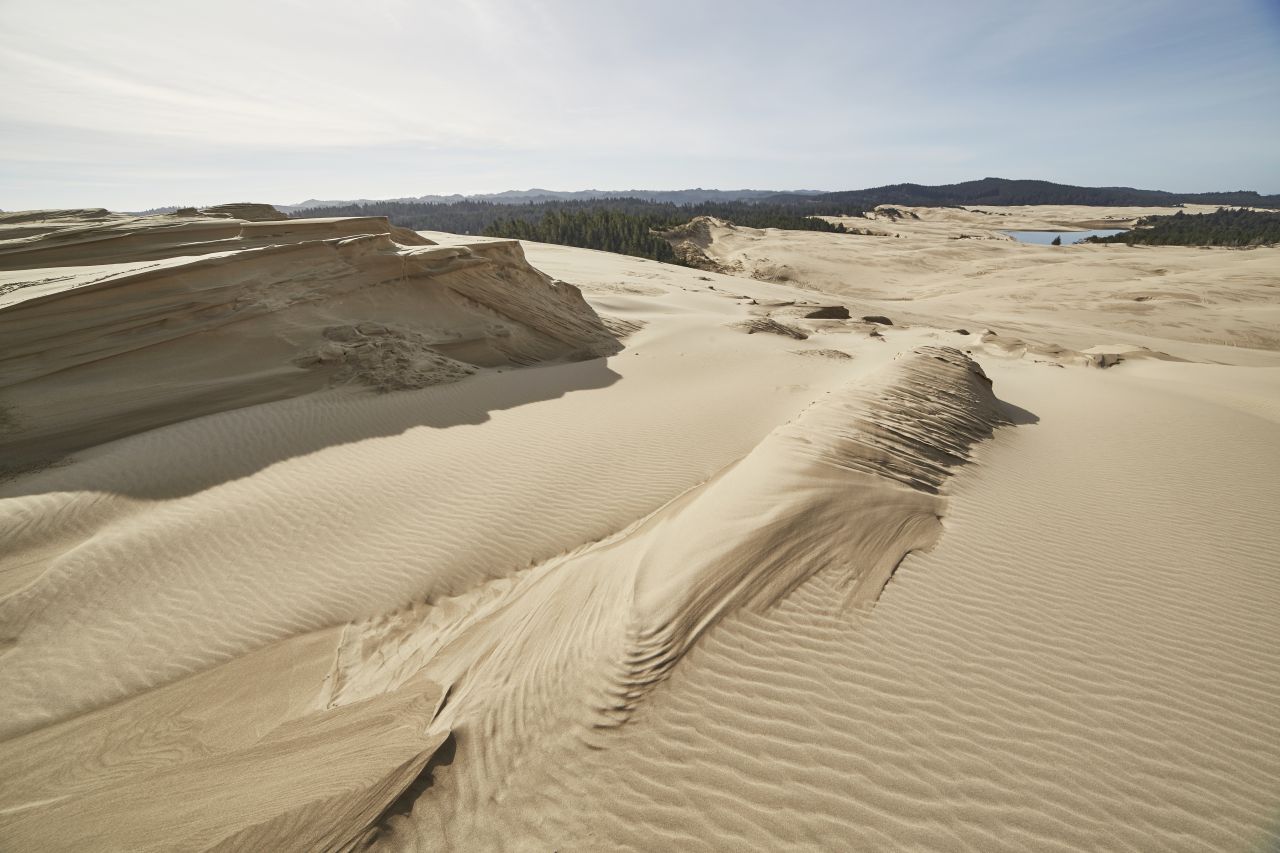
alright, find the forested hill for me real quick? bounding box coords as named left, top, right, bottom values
left=278, top=178, right=1279, bottom=222
left=766, top=178, right=1280, bottom=208
left=292, top=198, right=855, bottom=239
left=482, top=209, right=682, bottom=262
left=284, top=179, right=1279, bottom=263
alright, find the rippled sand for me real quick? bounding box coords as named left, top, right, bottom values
left=2, top=206, right=1277, bottom=851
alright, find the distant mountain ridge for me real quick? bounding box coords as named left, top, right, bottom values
left=276, top=178, right=1279, bottom=214
left=764, top=177, right=1280, bottom=208
left=280, top=188, right=826, bottom=212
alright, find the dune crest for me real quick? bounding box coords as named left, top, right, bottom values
left=314, top=348, right=1009, bottom=844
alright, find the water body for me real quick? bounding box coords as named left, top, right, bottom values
left=1003, top=229, right=1127, bottom=245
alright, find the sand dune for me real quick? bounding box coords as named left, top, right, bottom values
left=1, top=206, right=1278, bottom=851
left=667, top=206, right=1280, bottom=359
left=0, top=206, right=617, bottom=470
left=387, top=355, right=1280, bottom=852
left=323, top=347, right=1007, bottom=732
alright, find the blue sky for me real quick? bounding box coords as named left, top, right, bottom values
left=2, top=0, right=1278, bottom=210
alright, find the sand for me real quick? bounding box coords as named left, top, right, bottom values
left=0, top=206, right=618, bottom=471
left=1, top=205, right=1278, bottom=851
left=666, top=206, right=1280, bottom=359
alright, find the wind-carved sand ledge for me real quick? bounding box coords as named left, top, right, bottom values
left=1, top=202, right=1278, bottom=852
left=0, top=204, right=619, bottom=472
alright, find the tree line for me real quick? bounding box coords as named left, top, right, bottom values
left=1085, top=208, right=1280, bottom=247
left=481, top=209, right=680, bottom=261
left=292, top=198, right=858, bottom=263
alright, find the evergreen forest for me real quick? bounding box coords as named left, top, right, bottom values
left=293, top=198, right=855, bottom=263
left=1086, top=208, right=1280, bottom=247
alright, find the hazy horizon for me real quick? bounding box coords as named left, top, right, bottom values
left=3, top=0, right=1279, bottom=210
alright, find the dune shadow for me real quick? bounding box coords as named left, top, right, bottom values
left=0, top=357, right=621, bottom=501
left=996, top=396, right=1040, bottom=426
left=376, top=731, right=458, bottom=827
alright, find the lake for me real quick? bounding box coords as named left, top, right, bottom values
left=1003, top=229, right=1127, bottom=245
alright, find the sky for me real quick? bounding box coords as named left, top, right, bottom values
left=2, top=0, right=1278, bottom=210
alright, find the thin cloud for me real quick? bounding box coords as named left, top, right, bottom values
left=1, top=0, right=1276, bottom=209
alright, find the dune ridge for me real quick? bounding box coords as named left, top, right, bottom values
left=619, top=347, right=1008, bottom=708
left=312, top=346, right=1011, bottom=848
left=0, top=208, right=618, bottom=470
left=405, top=359, right=1280, bottom=852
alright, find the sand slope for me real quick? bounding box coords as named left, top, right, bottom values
left=384, top=357, right=1279, bottom=852
left=1, top=207, right=1278, bottom=851
left=1, top=629, right=450, bottom=852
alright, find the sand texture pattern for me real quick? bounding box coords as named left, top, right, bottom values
left=1, top=205, right=1278, bottom=851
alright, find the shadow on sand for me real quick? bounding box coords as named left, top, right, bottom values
left=996, top=397, right=1040, bottom=427
left=0, top=357, right=622, bottom=502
